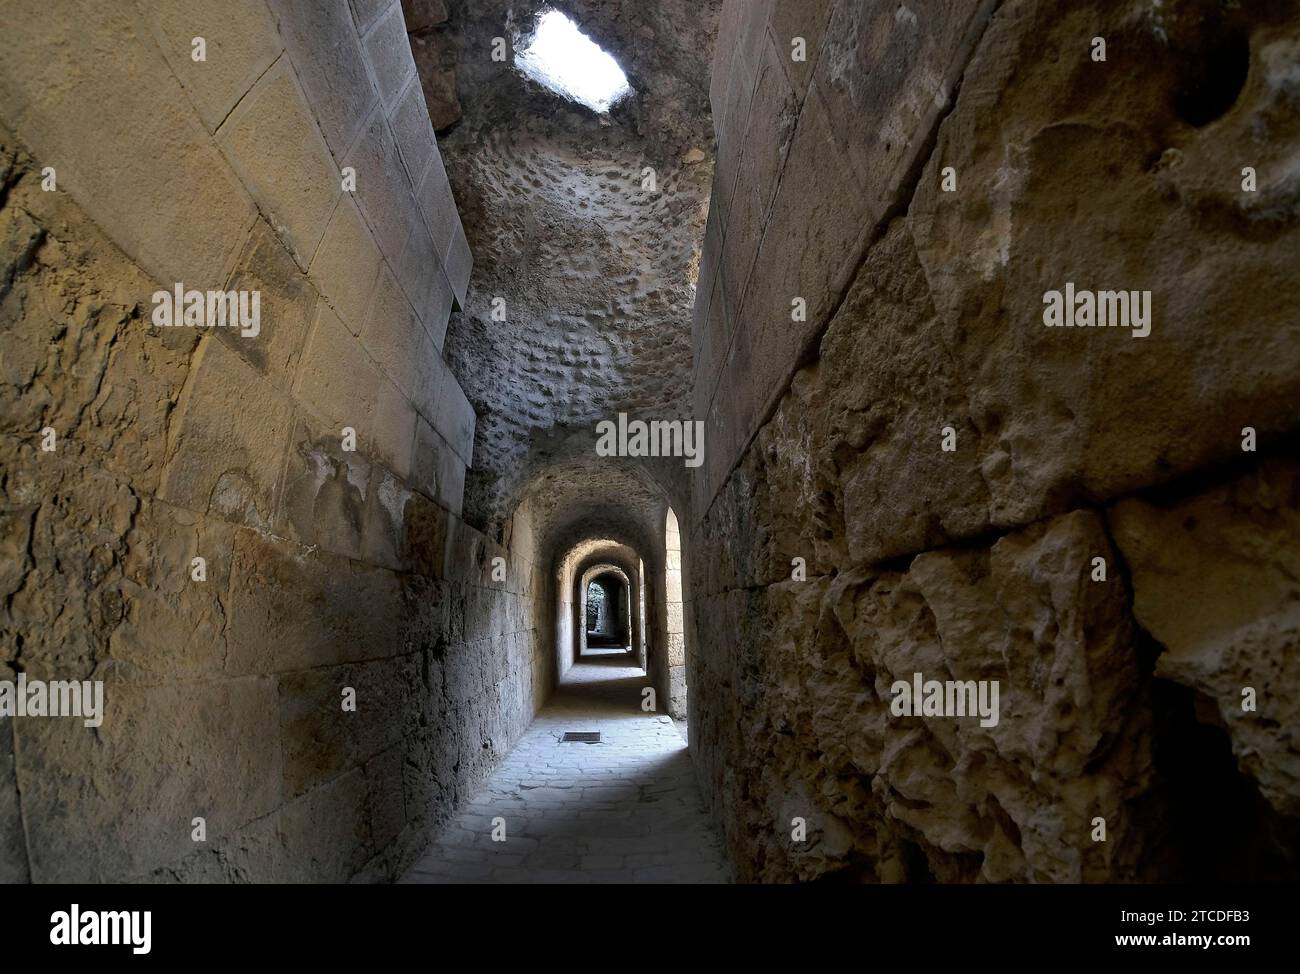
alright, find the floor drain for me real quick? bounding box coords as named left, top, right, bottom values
left=561, top=731, right=601, bottom=743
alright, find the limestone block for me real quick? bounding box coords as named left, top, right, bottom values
left=732, top=32, right=799, bottom=246
left=143, top=0, right=281, bottom=132
left=217, top=59, right=341, bottom=270
left=714, top=63, right=755, bottom=233
left=423, top=264, right=456, bottom=349
left=390, top=74, right=438, bottom=187
left=443, top=211, right=473, bottom=309
left=362, top=466, right=414, bottom=571
left=351, top=0, right=396, bottom=34
left=397, top=218, right=439, bottom=323
left=157, top=336, right=293, bottom=530
left=416, top=158, right=459, bottom=266
left=814, top=0, right=998, bottom=195
left=412, top=416, right=465, bottom=515
left=17, top=677, right=281, bottom=882
left=267, top=0, right=378, bottom=160
left=108, top=498, right=235, bottom=680
left=710, top=0, right=746, bottom=127
left=434, top=371, right=476, bottom=465
left=363, top=2, right=418, bottom=110
left=222, top=220, right=318, bottom=383
left=361, top=263, right=423, bottom=399
left=907, top=1, right=1300, bottom=524
left=275, top=409, right=375, bottom=563
left=226, top=527, right=404, bottom=674
left=769, top=0, right=836, bottom=99
left=294, top=303, right=381, bottom=435
left=310, top=196, right=383, bottom=337
left=274, top=767, right=371, bottom=882
left=1109, top=461, right=1300, bottom=817
left=412, top=335, right=447, bottom=425
left=364, top=743, right=408, bottom=851
left=401, top=489, right=449, bottom=579
left=742, top=79, right=868, bottom=354
left=344, top=108, right=418, bottom=267
left=129, top=814, right=279, bottom=883
left=0, top=144, right=196, bottom=495
left=373, top=378, right=417, bottom=479
left=0, top=0, right=255, bottom=285
left=278, top=656, right=417, bottom=798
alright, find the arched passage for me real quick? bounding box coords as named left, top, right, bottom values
left=579, top=564, right=632, bottom=654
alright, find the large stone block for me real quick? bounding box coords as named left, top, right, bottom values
left=0, top=0, right=255, bottom=285
left=222, top=219, right=318, bottom=383
left=226, top=528, right=405, bottom=674
left=143, top=0, right=282, bottom=132
left=157, top=336, right=293, bottom=530
left=274, top=767, right=371, bottom=882
left=412, top=417, right=465, bottom=515
left=390, top=73, right=438, bottom=186
left=109, top=498, right=235, bottom=680
left=907, top=1, right=1300, bottom=526
left=267, top=0, right=378, bottom=160
left=362, top=263, right=424, bottom=399
left=17, top=677, right=281, bottom=882
left=415, top=155, right=459, bottom=260
left=217, top=59, right=341, bottom=270
left=310, top=196, right=383, bottom=337
left=769, top=0, right=836, bottom=100
left=0, top=144, right=197, bottom=496
left=278, top=656, right=418, bottom=799
left=374, top=378, right=417, bottom=479
left=434, top=371, right=476, bottom=466
left=397, top=219, right=439, bottom=324
left=443, top=213, right=473, bottom=310
left=344, top=108, right=419, bottom=267
left=294, top=303, right=381, bottom=435
left=363, top=1, right=418, bottom=110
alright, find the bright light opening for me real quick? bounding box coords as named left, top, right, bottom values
left=515, top=10, right=632, bottom=114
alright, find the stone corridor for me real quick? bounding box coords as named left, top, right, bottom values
left=2, top=0, right=1299, bottom=888
left=401, top=649, right=728, bottom=884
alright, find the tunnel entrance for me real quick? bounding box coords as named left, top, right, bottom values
left=584, top=571, right=629, bottom=649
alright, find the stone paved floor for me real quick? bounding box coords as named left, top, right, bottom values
left=400, top=649, right=731, bottom=883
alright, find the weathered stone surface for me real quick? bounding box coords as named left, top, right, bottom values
left=268, top=0, right=379, bottom=159
left=144, top=0, right=282, bottom=133
left=158, top=337, right=294, bottom=531
left=17, top=678, right=281, bottom=882
left=0, top=38, right=533, bottom=885
left=310, top=196, right=383, bottom=337
left=0, top=1, right=256, bottom=285
left=1110, top=461, right=1300, bottom=818
left=223, top=220, right=318, bottom=382
left=364, top=2, right=419, bottom=110
left=217, top=59, right=341, bottom=270
left=687, top=0, right=1300, bottom=885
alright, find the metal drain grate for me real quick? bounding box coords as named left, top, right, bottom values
left=561, top=731, right=601, bottom=743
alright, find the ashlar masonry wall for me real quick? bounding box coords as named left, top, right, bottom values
left=0, top=0, right=547, bottom=882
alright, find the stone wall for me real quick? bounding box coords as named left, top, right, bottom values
left=0, top=0, right=548, bottom=882
left=688, top=0, right=1300, bottom=881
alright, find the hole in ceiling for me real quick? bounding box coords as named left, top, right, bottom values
left=561, top=731, right=602, bottom=743
left=515, top=10, right=633, bottom=114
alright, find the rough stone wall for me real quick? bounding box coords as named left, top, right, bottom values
left=689, top=0, right=1300, bottom=881
left=0, top=0, right=549, bottom=882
